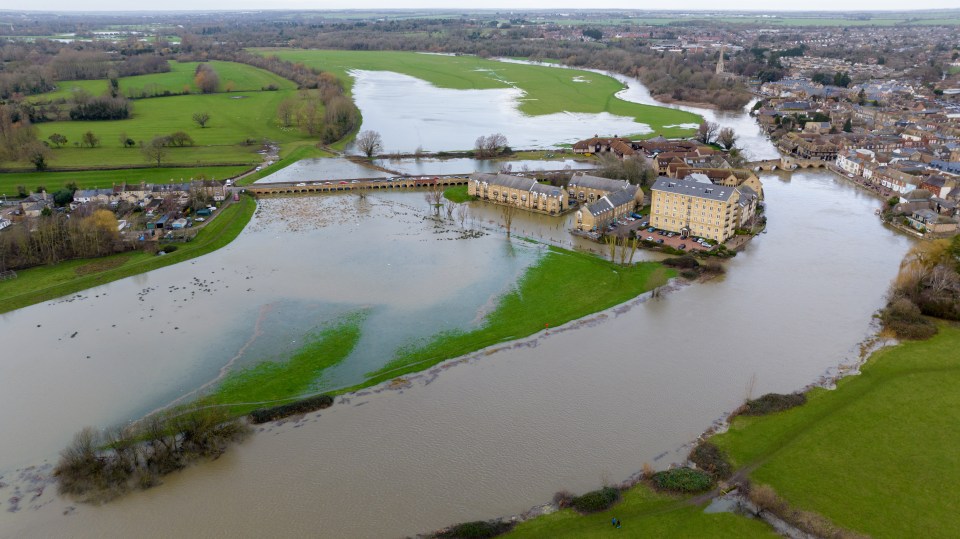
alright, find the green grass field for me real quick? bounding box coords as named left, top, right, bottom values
left=712, top=324, right=960, bottom=538
left=32, top=60, right=295, bottom=102
left=0, top=195, right=256, bottom=314
left=198, top=311, right=367, bottom=415
left=253, top=49, right=701, bottom=139
left=442, top=185, right=475, bottom=203
left=506, top=485, right=775, bottom=538
left=0, top=165, right=248, bottom=194
left=354, top=246, right=673, bottom=391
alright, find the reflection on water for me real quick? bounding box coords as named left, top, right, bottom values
left=0, top=171, right=914, bottom=538
left=349, top=70, right=656, bottom=153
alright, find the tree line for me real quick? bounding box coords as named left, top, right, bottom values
left=0, top=208, right=127, bottom=272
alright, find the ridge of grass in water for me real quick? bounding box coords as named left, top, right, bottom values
left=350, top=246, right=674, bottom=392
left=442, top=185, right=476, bottom=203
left=198, top=310, right=367, bottom=414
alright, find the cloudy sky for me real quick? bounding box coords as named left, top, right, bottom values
left=12, top=1, right=960, bottom=12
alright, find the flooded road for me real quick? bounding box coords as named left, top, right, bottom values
left=0, top=60, right=914, bottom=538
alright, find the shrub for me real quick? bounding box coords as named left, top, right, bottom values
left=689, top=442, right=732, bottom=480
left=740, top=393, right=807, bottom=416
left=160, top=244, right=178, bottom=253
left=435, top=520, right=513, bottom=538
left=879, top=297, right=938, bottom=340
left=679, top=269, right=700, bottom=280
left=570, top=486, right=621, bottom=513
left=248, top=394, right=334, bottom=424
left=552, top=490, right=574, bottom=508
left=662, top=255, right=699, bottom=269
left=651, top=467, right=714, bottom=493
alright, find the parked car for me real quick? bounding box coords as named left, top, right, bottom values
left=647, top=227, right=655, bottom=232
left=679, top=244, right=686, bottom=250
left=646, top=236, right=654, bottom=241
left=339, top=181, right=349, bottom=184
left=656, top=239, right=664, bottom=244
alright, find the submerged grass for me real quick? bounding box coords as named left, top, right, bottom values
left=355, top=246, right=673, bottom=391
left=712, top=323, right=960, bottom=538
left=0, top=194, right=256, bottom=314
left=198, top=311, right=367, bottom=415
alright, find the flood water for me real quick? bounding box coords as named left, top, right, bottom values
left=348, top=70, right=659, bottom=153
left=0, top=61, right=915, bottom=538
left=373, top=157, right=597, bottom=177
left=255, top=157, right=392, bottom=183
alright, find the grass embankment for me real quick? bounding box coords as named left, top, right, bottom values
left=442, top=185, right=475, bottom=203
left=0, top=165, right=249, bottom=194
left=356, top=246, right=674, bottom=390
left=506, top=485, right=775, bottom=538
left=196, top=311, right=367, bottom=415
left=0, top=194, right=256, bottom=314
left=712, top=323, right=960, bottom=538
left=253, top=49, right=702, bottom=139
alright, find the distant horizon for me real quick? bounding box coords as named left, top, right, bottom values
left=3, top=3, right=960, bottom=14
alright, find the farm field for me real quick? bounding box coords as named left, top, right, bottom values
left=8, top=61, right=321, bottom=176
left=254, top=49, right=702, bottom=138
left=31, top=60, right=294, bottom=102
left=713, top=324, right=960, bottom=538
left=0, top=165, right=249, bottom=194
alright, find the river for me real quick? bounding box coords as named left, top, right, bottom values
left=0, top=62, right=912, bottom=538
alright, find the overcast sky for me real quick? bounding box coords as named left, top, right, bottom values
left=11, top=1, right=960, bottom=13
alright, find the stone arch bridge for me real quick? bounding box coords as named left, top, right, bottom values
left=748, top=156, right=830, bottom=172
left=246, top=175, right=471, bottom=197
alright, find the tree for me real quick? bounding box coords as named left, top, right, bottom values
left=167, top=131, right=194, bottom=147
left=141, top=136, right=169, bottom=167
left=81, top=131, right=100, bottom=148
left=276, top=98, right=296, bottom=127
left=717, top=127, right=738, bottom=151
left=476, top=133, right=508, bottom=158
left=24, top=141, right=52, bottom=171
left=843, top=118, right=853, bottom=133
left=355, top=130, right=383, bottom=158
left=192, top=112, right=211, bottom=128
left=500, top=202, right=517, bottom=238
left=696, top=121, right=719, bottom=145
left=194, top=64, right=219, bottom=94
left=833, top=71, right=851, bottom=88
left=48, top=133, right=67, bottom=148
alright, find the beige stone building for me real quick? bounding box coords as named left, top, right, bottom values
left=468, top=173, right=568, bottom=214
left=650, top=175, right=760, bottom=242
left=576, top=185, right=642, bottom=231
left=567, top=173, right=643, bottom=206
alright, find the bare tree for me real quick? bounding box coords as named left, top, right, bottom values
left=424, top=180, right=444, bottom=215
left=717, top=127, right=738, bottom=150
left=276, top=98, right=296, bottom=128
left=500, top=203, right=517, bottom=238
left=192, top=112, right=211, bottom=128
left=355, top=130, right=383, bottom=158
left=444, top=198, right=455, bottom=220
left=194, top=64, right=219, bottom=94
left=696, top=121, right=719, bottom=145
left=141, top=136, right=168, bottom=168
left=456, top=203, right=469, bottom=228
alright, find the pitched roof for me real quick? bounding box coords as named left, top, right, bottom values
left=568, top=173, right=630, bottom=193
left=652, top=177, right=737, bottom=202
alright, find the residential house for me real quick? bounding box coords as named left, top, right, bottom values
left=906, top=208, right=958, bottom=235
left=468, top=174, right=567, bottom=215
left=73, top=188, right=115, bottom=205
left=572, top=136, right=637, bottom=158
left=576, top=185, right=642, bottom=231
left=566, top=173, right=642, bottom=206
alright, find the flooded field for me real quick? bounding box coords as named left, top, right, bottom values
left=373, top=157, right=597, bottom=177
left=0, top=170, right=913, bottom=538
left=348, top=70, right=657, bottom=153
left=255, top=158, right=392, bottom=183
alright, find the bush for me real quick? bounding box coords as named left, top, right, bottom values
left=679, top=269, right=700, bottom=280
left=880, top=297, right=938, bottom=340
left=248, top=394, right=334, bottom=423
left=689, top=442, right=732, bottom=480
left=740, top=393, right=807, bottom=416
left=435, top=520, right=513, bottom=538
left=651, top=467, right=714, bottom=493
left=570, top=486, right=621, bottom=513
left=160, top=244, right=178, bottom=253
left=552, top=490, right=574, bottom=508
left=662, top=255, right=699, bottom=269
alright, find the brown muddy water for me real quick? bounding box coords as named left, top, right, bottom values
left=0, top=169, right=913, bottom=538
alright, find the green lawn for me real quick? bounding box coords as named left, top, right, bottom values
left=442, top=185, right=475, bottom=203
left=0, top=165, right=248, bottom=195
left=0, top=194, right=256, bottom=314
left=507, top=485, right=775, bottom=538
left=197, top=311, right=367, bottom=415
left=252, top=49, right=701, bottom=139
left=31, top=60, right=295, bottom=102
left=354, top=246, right=673, bottom=391
left=712, top=324, right=960, bottom=538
